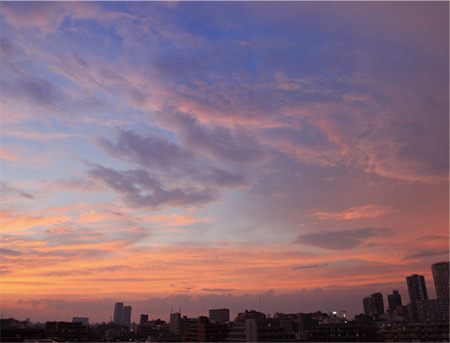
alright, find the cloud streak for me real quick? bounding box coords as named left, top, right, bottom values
left=295, top=228, right=393, bottom=250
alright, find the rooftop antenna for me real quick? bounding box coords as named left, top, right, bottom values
left=259, top=294, right=262, bottom=312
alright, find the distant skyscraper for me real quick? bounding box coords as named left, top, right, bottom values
left=387, top=290, right=402, bottom=313
left=406, top=274, right=428, bottom=303
left=113, top=302, right=124, bottom=324
left=123, top=306, right=132, bottom=327
left=209, top=308, right=230, bottom=324
left=363, top=293, right=384, bottom=315
left=371, top=292, right=384, bottom=314
left=363, top=297, right=376, bottom=315
left=432, top=261, right=449, bottom=300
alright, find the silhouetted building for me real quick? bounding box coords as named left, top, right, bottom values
left=0, top=318, right=45, bottom=342
left=169, top=312, right=181, bottom=334
left=307, top=323, right=377, bottom=342
left=72, top=317, right=89, bottom=326
left=140, top=314, right=149, bottom=325
left=409, top=298, right=450, bottom=324
left=183, top=316, right=228, bottom=342
left=169, top=312, right=198, bottom=338
left=371, top=292, right=384, bottom=314
left=209, top=308, right=230, bottom=324
left=226, top=310, right=295, bottom=342
left=123, top=306, right=132, bottom=327
left=94, top=323, right=131, bottom=341
left=379, top=323, right=449, bottom=342
left=363, top=293, right=384, bottom=315
left=136, top=318, right=167, bottom=340
left=46, top=321, right=90, bottom=342
left=114, top=302, right=124, bottom=324
left=407, top=274, right=428, bottom=303
left=388, top=290, right=403, bottom=314
left=432, top=261, right=449, bottom=300
left=363, top=297, right=375, bottom=315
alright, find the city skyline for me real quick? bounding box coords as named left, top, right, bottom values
left=4, top=261, right=447, bottom=325
left=1, top=2, right=449, bottom=324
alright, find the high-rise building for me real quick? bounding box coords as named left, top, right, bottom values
left=123, top=306, right=132, bottom=328
left=363, top=293, right=384, bottom=315
left=406, top=274, right=428, bottom=303
left=209, top=309, right=230, bottom=324
left=431, top=261, right=449, bottom=300
left=114, top=302, right=124, bottom=325
left=371, top=292, right=384, bottom=314
left=363, top=297, right=376, bottom=315
left=387, top=290, right=402, bottom=314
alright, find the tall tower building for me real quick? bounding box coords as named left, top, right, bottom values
left=123, top=306, right=132, bottom=327
left=363, top=297, right=376, bottom=315
left=387, top=290, right=402, bottom=313
left=371, top=292, right=384, bottom=314
left=113, top=302, right=124, bottom=325
left=431, top=261, right=449, bottom=300
left=406, top=274, right=428, bottom=303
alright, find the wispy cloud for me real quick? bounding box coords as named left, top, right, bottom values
left=312, top=205, right=395, bottom=220
left=295, top=228, right=393, bottom=250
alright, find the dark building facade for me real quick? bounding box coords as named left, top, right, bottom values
left=407, top=274, right=428, bottom=303
left=113, top=302, right=124, bottom=325
left=411, top=298, right=450, bottom=324
left=371, top=292, right=384, bottom=314
left=363, top=293, right=384, bottom=315
left=45, top=321, right=90, bottom=342
left=387, top=290, right=402, bottom=314
left=432, top=261, right=449, bottom=300
left=209, top=308, right=230, bottom=324
left=183, top=316, right=228, bottom=342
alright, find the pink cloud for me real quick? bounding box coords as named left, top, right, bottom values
left=312, top=205, right=395, bottom=220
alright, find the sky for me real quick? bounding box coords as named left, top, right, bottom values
left=0, top=1, right=449, bottom=323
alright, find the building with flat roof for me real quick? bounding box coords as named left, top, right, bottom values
left=431, top=261, right=449, bottom=300
left=209, top=308, right=230, bottom=324
left=406, top=274, right=428, bottom=303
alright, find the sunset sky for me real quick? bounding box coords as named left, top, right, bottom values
left=0, top=1, right=449, bottom=323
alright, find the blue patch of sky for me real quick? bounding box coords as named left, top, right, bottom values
left=57, top=19, right=123, bottom=64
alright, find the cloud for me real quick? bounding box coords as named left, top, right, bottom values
left=88, top=164, right=217, bottom=209
left=98, top=129, right=247, bottom=188
left=155, top=107, right=264, bottom=164
left=0, top=147, right=17, bottom=161
left=312, top=204, right=394, bottom=220
left=405, top=250, right=449, bottom=260
left=92, top=128, right=252, bottom=209
left=293, top=263, right=328, bottom=270
left=0, top=248, right=23, bottom=256
left=201, top=288, right=236, bottom=292
left=295, top=227, right=392, bottom=250
left=49, top=177, right=103, bottom=194
left=419, top=235, right=449, bottom=242
left=0, top=182, right=34, bottom=200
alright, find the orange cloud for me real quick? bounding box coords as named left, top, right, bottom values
left=0, top=211, right=70, bottom=233
left=140, top=212, right=214, bottom=227
left=312, top=204, right=395, bottom=220
left=0, top=147, right=17, bottom=161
